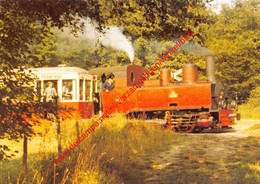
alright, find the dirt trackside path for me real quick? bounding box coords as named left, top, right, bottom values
left=141, top=120, right=260, bottom=184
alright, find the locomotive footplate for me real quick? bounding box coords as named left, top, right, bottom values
left=164, top=112, right=214, bottom=133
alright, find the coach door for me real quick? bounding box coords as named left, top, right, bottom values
left=93, top=80, right=99, bottom=115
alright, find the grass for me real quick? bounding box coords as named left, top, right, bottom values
left=243, top=121, right=260, bottom=138
left=1, top=117, right=260, bottom=184
left=238, top=105, right=260, bottom=119
left=1, top=114, right=182, bottom=184
left=246, top=123, right=260, bottom=131
left=238, top=86, right=260, bottom=119
left=224, top=137, right=260, bottom=184
left=140, top=130, right=260, bottom=184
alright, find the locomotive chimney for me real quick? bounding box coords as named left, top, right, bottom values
left=205, top=54, right=216, bottom=83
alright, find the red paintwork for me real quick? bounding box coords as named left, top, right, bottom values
left=102, top=82, right=212, bottom=113
left=219, top=109, right=234, bottom=127
left=60, top=102, right=93, bottom=119
left=197, top=120, right=212, bottom=128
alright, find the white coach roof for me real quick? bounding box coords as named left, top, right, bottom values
left=30, top=67, right=89, bottom=74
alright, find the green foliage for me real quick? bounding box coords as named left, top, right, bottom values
left=99, top=0, right=213, bottom=40
left=103, top=0, right=212, bottom=68
left=0, top=0, right=109, bottom=69
left=54, top=30, right=131, bottom=68
left=225, top=137, right=260, bottom=184
left=238, top=86, right=260, bottom=119
left=102, top=0, right=215, bottom=68
left=205, top=0, right=260, bottom=100
left=247, top=86, right=260, bottom=106
left=28, top=34, right=60, bottom=67
left=0, top=0, right=108, bottom=160
left=2, top=116, right=181, bottom=183
left=0, top=69, right=38, bottom=160
left=28, top=0, right=214, bottom=72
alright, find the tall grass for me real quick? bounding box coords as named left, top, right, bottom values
left=238, top=86, right=260, bottom=119
left=225, top=137, right=260, bottom=184
left=238, top=105, right=260, bottom=119
left=2, top=114, right=181, bottom=184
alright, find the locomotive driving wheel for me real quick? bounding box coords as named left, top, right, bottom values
left=193, top=127, right=203, bottom=133
left=176, top=121, right=196, bottom=133
left=164, top=113, right=197, bottom=133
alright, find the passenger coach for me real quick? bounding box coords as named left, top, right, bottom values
left=31, top=66, right=99, bottom=118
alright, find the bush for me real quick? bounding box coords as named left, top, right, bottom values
left=239, top=86, right=260, bottom=119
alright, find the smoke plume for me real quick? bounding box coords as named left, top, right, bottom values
left=77, top=18, right=135, bottom=62
left=178, top=42, right=214, bottom=56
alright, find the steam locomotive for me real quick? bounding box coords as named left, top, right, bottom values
left=89, top=54, right=240, bottom=132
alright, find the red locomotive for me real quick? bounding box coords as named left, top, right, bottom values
left=89, top=54, right=240, bottom=132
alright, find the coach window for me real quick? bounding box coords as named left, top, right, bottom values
left=43, top=80, right=58, bottom=94
left=62, top=80, right=74, bottom=101
left=80, top=79, right=84, bottom=100
left=85, top=80, right=91, bottom=101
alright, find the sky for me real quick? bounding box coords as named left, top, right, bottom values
left=209, top=0, right=234, bottom=14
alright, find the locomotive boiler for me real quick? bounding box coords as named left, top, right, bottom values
left=89, top=54, right=240, bottom=132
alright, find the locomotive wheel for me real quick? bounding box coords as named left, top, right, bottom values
left=193, top=127, right=203, bottom=133
left=162, top=123, right=177, bottom=132
left=176, top=123, right=196, bottom=133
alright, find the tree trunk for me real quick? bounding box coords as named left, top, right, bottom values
left=57, top=120, right=61, bottom=154
left=22, top=135, right=27, bottom=172
left=76, top=120, right=80, bottom=150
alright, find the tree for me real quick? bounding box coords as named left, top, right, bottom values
left=205, top=0, right=260, bottom=101
left=0, top=0, right=107, bottom=160
left=97, top=0, right=215, bottom=67
left=26, top=0, right=215, bottom=72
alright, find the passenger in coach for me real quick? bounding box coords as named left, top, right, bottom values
left=102, top=75, right=114, bottom=92
left=62, top=82, right=72, bottom=100
left=100, top=74, right=106, bottom=91
left=43, top=81, right=58, bottom=119
left=44, top=82, right=57, bottom=103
